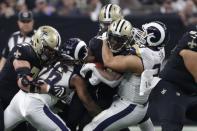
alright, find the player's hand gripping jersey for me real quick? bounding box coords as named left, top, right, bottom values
left=29, top=61, right=75, bottom=106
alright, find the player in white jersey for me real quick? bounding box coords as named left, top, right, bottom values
left=4, top=38, right=101, bottom=131
left=83, top=19, right=169, bottom=131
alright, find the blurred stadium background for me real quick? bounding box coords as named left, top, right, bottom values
left=0, top=0, right=197, bottom=130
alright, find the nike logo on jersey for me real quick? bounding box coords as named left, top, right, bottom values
left=161, top=88, right=167, bottom=95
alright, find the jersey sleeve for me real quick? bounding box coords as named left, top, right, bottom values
left=88, top=37, right=102, bottom=53
left=175, top=31, right=197, bottom=53
left=9, top=43, right=38, bottom=65
left=72, top=65, right=83, bottom=77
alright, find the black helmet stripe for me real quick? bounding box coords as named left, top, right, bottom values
left=119, top=20, right=125, bottom=33
left=116, top=19, right=125, bottom=32
left=115, top=19, right=121, bottom=31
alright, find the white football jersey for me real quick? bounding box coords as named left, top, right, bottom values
left=118, top=45, right=165, bottom=104
left=28, top=62, right=75, bottom=107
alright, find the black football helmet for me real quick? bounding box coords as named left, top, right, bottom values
left=60, top=38, right=88, bottom=65
left=133, top=21, right=169, bottom=47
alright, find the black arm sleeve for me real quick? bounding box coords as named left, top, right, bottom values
left=9, top=43, right=39, bottom=66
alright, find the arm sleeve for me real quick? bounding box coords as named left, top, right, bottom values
left=9, top=44, right=36, bottom=65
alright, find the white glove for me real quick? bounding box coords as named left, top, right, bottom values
left=80, top=63, right=101, bottom=86
left=80, top=63, right=122, bottom=87
left=89, top=71, right=101, bottom=86
left=80, top=63, right=96, bottom=78
left=97, top=32, right=108, bottom=41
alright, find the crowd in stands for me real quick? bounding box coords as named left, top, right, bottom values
left=0, top=0, right=197, bottom=25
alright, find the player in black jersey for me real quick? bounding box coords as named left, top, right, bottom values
left=63, top=4, right=130, bottom=131
left=0, top=25, right=61, bottom=131
left=4, top=37, right=102, bottom=131
left=151, top=30, right=197, bottom=131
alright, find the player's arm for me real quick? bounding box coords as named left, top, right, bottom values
left=180, top=49, right=197, bottom=82
left=11, top=45, right=35, bottom=92
left=85, top=38, right=96, bottom=63
left=102, top=40, right=143, bottom=74
left=70, top=74, right=101, bottom=116
left=0, top=45, right=10, bottom=71
left=85, top=48, right=95, bottom=62
left=0, top=57, right=6, bottom=72
left=13, top=59, right=33, bottom=92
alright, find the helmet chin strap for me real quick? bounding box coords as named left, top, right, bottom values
left=108, top=40, right=127, bottom=53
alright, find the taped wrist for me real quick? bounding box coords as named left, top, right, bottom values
left=16, top=67, right=31, bottom=78
left=29, top=80, right=45, bottom=93
left=48, top=85, right=66, bottom=99
left=21, top=76, right=30, bottom=87
left=16, top=67, right=31, bottom=87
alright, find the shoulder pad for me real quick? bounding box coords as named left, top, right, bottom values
left=12, top=31, right=20, bottom=36
left=10, top=43, right=36, bottom=61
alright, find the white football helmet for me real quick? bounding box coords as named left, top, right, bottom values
left=132, top=21, right=169, bottom=47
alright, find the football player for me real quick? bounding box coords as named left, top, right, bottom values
left=4, top=38, right=101, bottom=131
left=64, top=4, right=126, bottom=131
left=0, top=25, right=60, bottom=130
left=84, top=19, right=169, bottom=131
left=151, top=30, right=197, bottom=131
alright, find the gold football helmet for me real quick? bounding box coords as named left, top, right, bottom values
left=99, top=4, right=123, bottom=30
left=32, top=25, right=61, bottom=61
left=107, top=19, right=133, bottom=53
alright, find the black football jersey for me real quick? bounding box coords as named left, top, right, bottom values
left=89, top=36, right=103, bottom=63
left=160, top=31, right=197, bottom=93
left=0, top=42, right=42, bottom=101
left=89, top=34, right=132, bottom=63
left=87, top=33, right=132, bottom=108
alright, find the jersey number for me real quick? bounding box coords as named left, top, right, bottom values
left=153, top=64, right=161, bottom=77
left=46, top=70, right=62, bottom=85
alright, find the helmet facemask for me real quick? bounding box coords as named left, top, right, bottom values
left=99, top=22, right=111, bottom=33
left=108, top=32, right=129, bottom=53
left=60, top=38, right=88, bottom=66
left=132, top=27, right=149, bottom=47
left=40, top=45, right=58, bottom=63
left=107, top=19, right=132, bottom=53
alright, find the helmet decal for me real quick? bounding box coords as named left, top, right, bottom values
left=142, top=22, right=165, bottom=46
